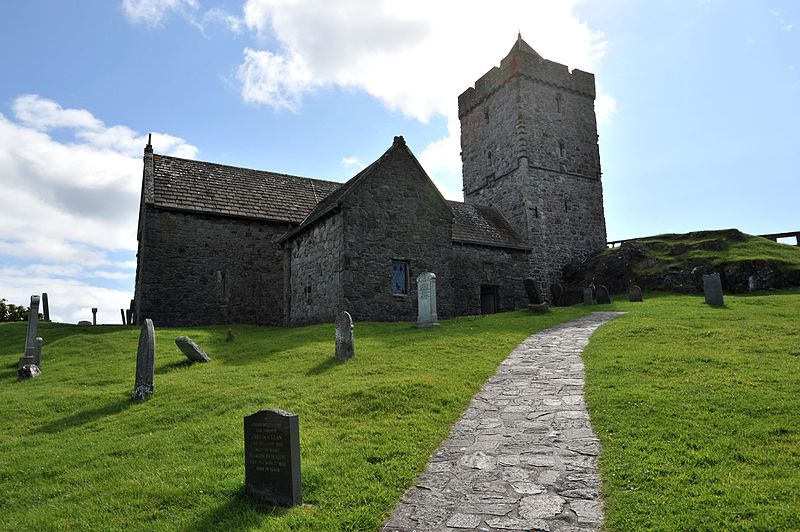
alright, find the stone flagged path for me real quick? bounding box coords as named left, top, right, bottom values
left=382, top=312, right=624, bottom=532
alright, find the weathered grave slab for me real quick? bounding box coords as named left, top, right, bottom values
left=42, top=293, right=50, bottom=322
left=629, top=285, right=643, bottom=302
left=175, top=336, right=212, bottom=362
left=524, top=278, right=549, bottom=312
left=703, top=273, right=724, bottom=306
left=335, top=311, right=354, bottom=361
left=244, top=409, right=302, bottom=507
left=583, top=287, right=594, bottom=305
left=19, top=296, right=42, bottom=369
left=132, top=319, right=155, bottom=401
left=416, top=272, right=439, bottom=327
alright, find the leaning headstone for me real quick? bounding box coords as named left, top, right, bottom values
left=596, top=285, right=611, bottom=304
left=629, top=285, right=643, bottom=302
left=120, top=309, right=126, bottom=324
left=416, top=272, right=439, bottom=327
left=18, top=296, right=41, bottom=369
left=334, top=311, right=354, bottom=361
left=42, top=293, right=50, bottom=322
left=244, top=409, right=302, bottom=507
left=583, top=287, right=594, bottom=305
left=132, top=319, right=155, bottom=401
left=226, top=327, right=235, bottom=342
left=703, top=273, right=724, bottom=306
left=175, top=336, right=212, bottom=363
left=92, top=308, right=98, bottom=325
left=18, top=364, right=41, bottom=380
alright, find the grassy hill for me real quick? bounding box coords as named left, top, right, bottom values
left=565, top=229, right=800, bottom=294
left=2, top=290, right=799, bottom=530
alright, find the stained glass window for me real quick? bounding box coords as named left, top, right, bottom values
left=392, top=261, right=408, bottom=295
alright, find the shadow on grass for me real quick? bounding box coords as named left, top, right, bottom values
left=185, top=487, right=288, bottom=532
left=155, top=359, right=193, bottom=375
left=306, top=357, right=343, bottom=376
left=34, top=398, right=133, bottom=434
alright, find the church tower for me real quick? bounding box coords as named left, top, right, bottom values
left=458, top=36, right=607, bottom=296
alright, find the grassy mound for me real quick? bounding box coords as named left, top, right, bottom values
left=0, top=307, right=592, bottom=530
left=565, top=229, right=800, bottom=294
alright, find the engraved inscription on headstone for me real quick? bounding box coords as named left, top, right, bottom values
left=334, top=311, right=354, bottom=361
left=416, top=272, right=439, bottom=328
left=629, top=285, right=643, bottom=302
left=132, top=319, right=155, bottom=401
left=703, top=273, right=724, bottom=306
left=244, top=409, right=302, bottom=507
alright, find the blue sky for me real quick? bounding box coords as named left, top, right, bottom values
left=1, top=0, right=797, bottom=323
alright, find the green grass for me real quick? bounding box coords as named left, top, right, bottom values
left=3, top=291, right=799, bottom=530
left=583, top=290, right=800, bottom=530
left=0, top=307, right=592, bottom=531
left=624, top=229, right=800, bottom=275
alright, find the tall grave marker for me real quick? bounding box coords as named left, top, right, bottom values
left=334, top=311, right=354, bottom=361
left=132, top=319, right=155, bottom=400
left=416, top=272, right=439, bottom=328
left=18, top=295, right=43, bottom=372
left=244, top=409, right=302, bottom=507
left=42, top=293, right=50, bottom=322
left=703, top=273, right=724, bottom=306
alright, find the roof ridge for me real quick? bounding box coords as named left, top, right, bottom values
left=153, top=153, right=340, bottom=186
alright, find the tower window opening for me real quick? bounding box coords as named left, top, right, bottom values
left=556, top=94, right=563, bottom=114
left=559, top=140, right=565, bottom=158
left=564, top=199, right=569, bottom=212
left=533, top=206, right=539, bottom=219
left=487, top=151, right=492, bottom=162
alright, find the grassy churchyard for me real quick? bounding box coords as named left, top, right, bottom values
left=1, top=290, right=799, bottom=530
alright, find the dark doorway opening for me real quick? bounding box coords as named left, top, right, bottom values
left=480, top=285, right=498, bottom=314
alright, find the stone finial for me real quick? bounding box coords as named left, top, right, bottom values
left=393, top=135, right=406, bottom=146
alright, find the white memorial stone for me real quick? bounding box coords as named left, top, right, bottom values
left=416, top=272, right=439, bottom=328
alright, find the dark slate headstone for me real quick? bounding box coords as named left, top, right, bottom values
left=523, top=278, right=542, bottom=305
left=133, top=319, right=155, bottom=401
left=335, top=311, right=354, bottom=361
left=42, top=293, right=50, bottom=322
left=92, top=307, right=98, bottom=326
left=120, top=309, right=126, bottom=324
left=125, top=309, right=132, bottom=326
left=19, top=296, right=42, bottom=369
left=703, top=273, right=724, bottom=306
left=175, top=335, right=212, bottom=363
left=244, top=409, right=302, bottom=507
left=550, top=284, right=563, bottom=306
left=583, top=288, right=594, bottom=305
left=629, top=285, right=643, bottom=302
left=596, top=285, right=611, bottom=304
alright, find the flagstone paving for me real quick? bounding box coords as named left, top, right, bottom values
left=382, top=312, right=624, bottom=532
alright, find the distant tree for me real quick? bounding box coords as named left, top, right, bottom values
left=0, top=298, right=36, bottom=322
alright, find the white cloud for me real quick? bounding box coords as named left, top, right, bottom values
left=237, top=0, right=615, bottom=200
left=341, top=156, right=364, bottom=171
left=121, top=0, right=198, bottom=27
left=0, top=95, right=198, bottom=324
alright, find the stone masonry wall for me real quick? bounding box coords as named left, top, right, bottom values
left=340, top=144, right=455, bottom=322
left=134, top=207, right=290, bottom=326
left=460, top=44, right=606, bottom=299
left=453, top=243, right=529, bottom=316
left=287, top=212, right=344, bottom=325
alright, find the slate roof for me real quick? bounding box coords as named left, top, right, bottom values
left=449, top=201, right=530, bottom=250
left=147, top=151, right=528, bottom=250
left=150, top=154, right=341, bottom=224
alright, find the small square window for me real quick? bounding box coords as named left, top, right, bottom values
left=392, top=261, right=408, bottom=295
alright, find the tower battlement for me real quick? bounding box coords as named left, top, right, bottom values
left=459, top=40, right=595, bottom=119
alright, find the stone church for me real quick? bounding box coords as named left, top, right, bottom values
left=133, top=37, right=606, bottom=327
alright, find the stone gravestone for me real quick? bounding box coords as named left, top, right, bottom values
left=523, top=278, right=548, bottom=312
left=550, top=283, right=563, bottom=306
left=583, top=287, right=594, bottom=305
left=120, top=309, right=126, bottom=325
left=126, top=309, right=132, bottom=326
left=132, top=319, right=155, bottom=401
left=42, top=293, right=50, bottom=322
left=92, top=308, right=98, bottom=326
left=703, top=273, right=724, bottom=306
left=596, top=285, right=611, bottom=304
left=334, top=311, right=354, bottom=361
left=18, top=295, right=42, bottom=371
left=416, top=272, right=439, bottom=328
left=244, top=409, right=302, bottom=507
left=175, top=336, right=212, bottom=363
left=629, top=285, right=644, bottom=302
left=226, top=328, right=235, bottom=342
